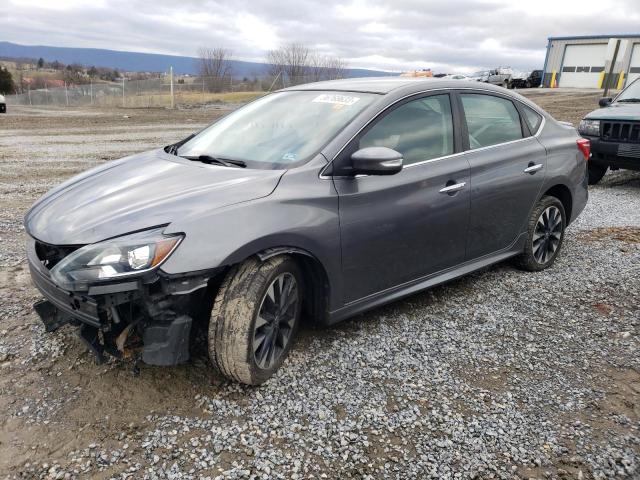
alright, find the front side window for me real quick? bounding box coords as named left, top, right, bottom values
left=178, top=91, right=377, bottom=169
left=358, top=95, right=454, bottom=165
left=461, top=94, right=523, bottom=149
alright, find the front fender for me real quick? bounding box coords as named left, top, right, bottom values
left=160, top=156, right=343, bottom=310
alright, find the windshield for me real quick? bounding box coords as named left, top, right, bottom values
left=177, top=90, right=377, bottom=169
left=616, top=78, right=640, bottom=102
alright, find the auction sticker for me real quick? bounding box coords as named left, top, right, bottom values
left=312, top=94, right=360, bottom=106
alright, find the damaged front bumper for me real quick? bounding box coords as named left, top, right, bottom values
left=27, top=237, right=219, bottom=366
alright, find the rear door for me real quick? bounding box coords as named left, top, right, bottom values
left=458, top=92, right=546, bottom=260
left=332, top=93, right=471, bottom=303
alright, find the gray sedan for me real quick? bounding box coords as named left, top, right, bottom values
left=25, top=78, right=589, bottom=384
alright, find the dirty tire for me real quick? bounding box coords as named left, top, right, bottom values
left=514, top=195, right=566, bottom=272
left=208, top=256, right=302, bottom=385
left=588, top=163, right=608, bottom=185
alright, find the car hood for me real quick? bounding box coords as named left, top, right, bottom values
left=585, top=102, right=640, bottom=121
left=25, top=149, right=284, bottom=245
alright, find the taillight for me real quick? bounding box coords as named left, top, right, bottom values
left=577, top=138, right=590, bottom=161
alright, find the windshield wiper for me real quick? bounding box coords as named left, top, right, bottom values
left=165, top=133, right=196, bottom=155
left=181, top=155, right=246, bottom=168
left=617, top=98, right=640, bottom=103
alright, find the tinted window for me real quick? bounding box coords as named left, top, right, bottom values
left=522, top=104, right=543, bottom=134
left=359, top=95, right=454, bottom=165
left=461, top=94, right=523, bottom=149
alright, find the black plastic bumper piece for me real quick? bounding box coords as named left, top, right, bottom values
left=78, top=324, right=106, bottom=364
left=29, top=262, right=101, bottom=327
left=588, top=136, right=640, bottom=171
left=141, top=315, right=192, bottom=366
left=33, top=300, right=72, bottom=332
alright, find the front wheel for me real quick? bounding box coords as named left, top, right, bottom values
left=588, top=163, right=608, bottom=185
left=208, top=256, right=302, bottom=385
left=515, top=196, right=566, bottom=272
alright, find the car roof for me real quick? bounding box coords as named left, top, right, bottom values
left=281, top=76, right=510, bottom=95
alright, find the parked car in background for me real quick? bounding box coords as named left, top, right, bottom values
left=26, top=78, right=589, bottom=385
left=0, top=94, right=6, bottom=113
left=486, top=67, right=514, bottom=87
left=509, top=70, right=543, bottom=89
left=470, top=71, right=489, bottom=82
left=443, top=74, right=473, bottom=81
left=579, top=77, right=640, bottom=184
left=526, top=70, right=543, bottom=88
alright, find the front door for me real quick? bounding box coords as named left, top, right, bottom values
left=332, top=93, right=471, bottom=303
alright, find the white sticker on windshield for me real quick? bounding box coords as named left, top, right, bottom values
left=312, top=94, right=360, bottom=106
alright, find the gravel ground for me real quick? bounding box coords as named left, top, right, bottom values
left=0, top=93, right=638, bottom=480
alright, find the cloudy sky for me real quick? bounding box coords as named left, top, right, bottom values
left=2, top=0, right=638, bottom=73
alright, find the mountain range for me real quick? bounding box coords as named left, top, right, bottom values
left=0, top=41, right=393, bottom=78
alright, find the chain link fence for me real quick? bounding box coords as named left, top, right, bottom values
left=5, top=73, right=339, bottom=109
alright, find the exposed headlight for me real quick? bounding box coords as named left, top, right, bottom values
left=50, top=228, right=183, bottom=290
left=578, top=119, right=600, bottom=136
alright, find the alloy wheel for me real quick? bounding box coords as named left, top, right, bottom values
left=253, top=272, right=299, bottom=369
left=532, top=206, right=563, bottom=264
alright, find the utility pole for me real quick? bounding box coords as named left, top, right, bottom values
left=122, top=76, right=125, bottom=108
left=64, top=81, right=69, bottom=106
left=170, top=66, right=174, bottom=109
left=268, top=71, right=282, bottom=92
left=90, top=79, right=93, bottom=106
left=28, top=84, right=31, bottom=106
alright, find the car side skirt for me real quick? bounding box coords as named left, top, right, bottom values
left=326, top=232, right=527, bottom=325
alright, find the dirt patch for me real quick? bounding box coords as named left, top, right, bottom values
left=578, top=226, right=640, bottom=243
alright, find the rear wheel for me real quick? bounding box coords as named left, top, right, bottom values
left=588, top=163, right=608, bottom=185
left=515, top=196, right=566, bottom=272
left=208, top=256, right=302, bottom=385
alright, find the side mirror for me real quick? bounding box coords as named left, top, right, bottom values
left=351, top=147, right=403, bottom=176
left=599, top=97, right=613, bottom=108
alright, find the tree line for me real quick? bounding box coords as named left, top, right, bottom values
left=198, top=43, right=347, bottom=92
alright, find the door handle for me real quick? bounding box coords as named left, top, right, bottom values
left=439, top=182, right=466, bottom=194
left=524, top=163, right=543, bottom=174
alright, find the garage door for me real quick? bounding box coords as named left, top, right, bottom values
left=559, top=44, right=607, bottom=88
left=627, top=43, right=640, bottom=86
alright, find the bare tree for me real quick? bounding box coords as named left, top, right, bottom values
left=267, top=45, right=348, bottom=86
left=198, top=47, right=232, bottom=92
left=323, top=56, right=347, bottom=80
left=308, top=52, right=325, bottom=82
left=308, top=52, right=348, bottom=81
left=266, top=43, right=310, bottom=86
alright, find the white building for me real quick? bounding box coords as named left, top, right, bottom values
left=542, top=34, right=640, bottom=89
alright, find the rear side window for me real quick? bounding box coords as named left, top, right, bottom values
left=461, top=94, right=523, bottom=149
left=521, top=104, right=543, bottom=134
left=359, top=94, right=454, bottom=165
